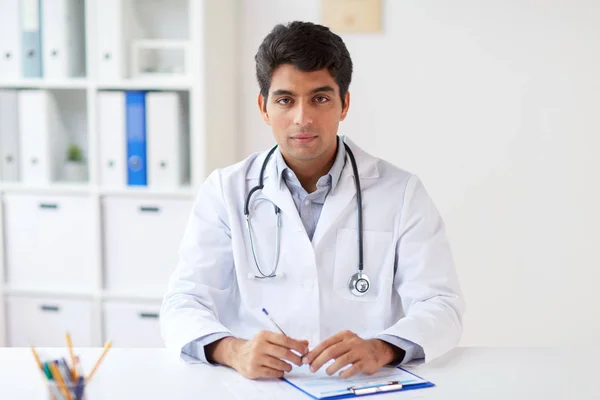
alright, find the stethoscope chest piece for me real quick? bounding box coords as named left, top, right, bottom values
left=348, top=272, right=371, bottom=296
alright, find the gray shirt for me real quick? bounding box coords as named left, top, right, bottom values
left=274, top=140, right=347, bottom=241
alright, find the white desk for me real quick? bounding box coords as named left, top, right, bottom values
left=0, top=347, right=596, bottom=399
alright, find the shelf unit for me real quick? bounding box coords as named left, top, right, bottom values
left=0, top=0, right=238, bottom=348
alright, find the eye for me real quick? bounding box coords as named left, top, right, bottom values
left=276, top=97, right=292, bottom=105
left=314, top=96, right=329, bottom=103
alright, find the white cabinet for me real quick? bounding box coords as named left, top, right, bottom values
left=6, top=296, right=93, bottom=347
left=102, top=197, right=192, bottom=295
left=103, top=301, right=163, bottom=347
left=3, top=194, right=96, bottom=290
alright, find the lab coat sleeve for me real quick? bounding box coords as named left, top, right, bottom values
left=181, top=332, right=233, bottom=364
left=375, top=334, right=424, bottom=366
left=160, top=170, right=237, bottom=362
left=378, top=174, right=465, bottom=363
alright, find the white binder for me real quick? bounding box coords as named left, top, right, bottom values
left=146, top=92, right=188, bottom=190
left=0, top=0, right=22, bottom=79
left=0, top=90, right=20, bottom=181
left=41, top=0, right=85, bottom=78
left=96, top=0, right=143, bottom=81
left=18, top=90, right=64, bottom=184
left=97, top=91, right=127, bottom=188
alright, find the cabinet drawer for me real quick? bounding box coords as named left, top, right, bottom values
left=103, top=301, right=163, bottom=347
left=102, top=197, right=192, bottom=294
left=3, top=194, right=96, bottom=290
left=6, top=296, right=93, bottom=347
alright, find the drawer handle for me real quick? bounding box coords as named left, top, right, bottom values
left=139, top=312, right=159, bottom=319
left=39, top=203, right=59, bottom=210
left=40, top=305, right=60, bottom=312
left=139, top=206, right=160, bottom=213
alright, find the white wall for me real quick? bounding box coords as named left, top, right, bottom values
left=239, top=0, right=600, bottom=346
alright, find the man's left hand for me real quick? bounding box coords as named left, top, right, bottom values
left=301, top=330, right=401, bottom=378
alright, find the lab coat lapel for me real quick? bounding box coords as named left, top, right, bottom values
left=311, top=167, right=356, bottom=247
left=259, top=161, right=304, bottom=229
left=311, top=138, right=379, bottom=248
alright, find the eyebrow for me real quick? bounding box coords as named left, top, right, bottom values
left=271, top=86, right=336, bottom=96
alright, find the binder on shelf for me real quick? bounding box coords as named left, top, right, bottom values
left=146, top=92, right=188, bottom=190
left=41, top=0, right=85, bottom=78
left=21, top=0, right=43, bottom=78
left=0, top=90, right=20, bottom=181
left=96, top=0, right=143, bottom=81
left=125, top=91, right=147, bottom=186
left=98, top=91, right=127, bottom=188
left=18, top=90, right=64, bottom=184
left=0, top=0, right=22, bottom=79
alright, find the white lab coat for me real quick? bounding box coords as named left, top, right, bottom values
left=160, top=137, right=464, bottom=363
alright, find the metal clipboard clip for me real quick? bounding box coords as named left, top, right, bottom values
left=347, top=380, right=403, bottom=395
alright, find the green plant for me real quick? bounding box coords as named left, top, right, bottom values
left=67, top=144, right=83, bottom=163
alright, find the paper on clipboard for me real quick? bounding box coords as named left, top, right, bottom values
left=283, top=364, right=433, bottom=399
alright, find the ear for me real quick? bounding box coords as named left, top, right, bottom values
left=257, top=93, right=271, bottom=125
left=340, top=91, right=350, bottom=121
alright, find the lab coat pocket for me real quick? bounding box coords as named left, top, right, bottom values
left=333, top=228, right=394, bottom=302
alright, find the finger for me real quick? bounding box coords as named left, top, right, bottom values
left=260, top=354, right=293, bottom=373
left=264, top=331, right=309, bottom=356
left=303, top=332, right=346, bottom=365
left=339, top=362, right=363, bottom=379
left=310, top=341, right=351, bottom=373
left=253, top=367, right=285, bottom=379
left=263, top=343, right=303, bottom=366
left=325, top=351, right=360, bottom=376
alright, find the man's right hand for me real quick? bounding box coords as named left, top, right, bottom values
left=206, top=331, right=309, bottom=380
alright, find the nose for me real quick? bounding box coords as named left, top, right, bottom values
left=293, top=103, right=313, bottom=126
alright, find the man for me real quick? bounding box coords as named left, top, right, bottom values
left=161, top=21, right=464, bottom=380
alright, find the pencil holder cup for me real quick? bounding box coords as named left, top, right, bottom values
left=47, top=379, right=87, bottom=400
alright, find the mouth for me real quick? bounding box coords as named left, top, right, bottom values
left=291, top=133, right=318, bottom=144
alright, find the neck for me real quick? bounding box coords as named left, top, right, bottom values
left=283, top=146, right=337, bottom=193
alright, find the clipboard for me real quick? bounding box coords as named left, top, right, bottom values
left=282, top=366, right=435, bottom=399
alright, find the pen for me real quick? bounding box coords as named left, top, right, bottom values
left=50, top=362, right=73, bottom=400
left=262, top=308, right=289, bottom=336
left=348, top=381, right=403, bottom=395
left=86, top=340, right=112, bottom=382
left=58, top=358, right=73, bottom=385
left=262, top=308, right=310, bottom=358
left=74, top=356, right=84, bottom=380
left=65, top=333, right=78, bottom=380
left=30, top=345, right=45, bottom=374
left=43, top=361, right=54, bottom=380
left=74, top=376, right=85, bottom=400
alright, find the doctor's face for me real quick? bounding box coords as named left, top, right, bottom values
left=258, top=65, right=350, bottom=165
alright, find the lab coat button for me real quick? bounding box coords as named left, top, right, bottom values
left=302, top=280, right=314, bottom=291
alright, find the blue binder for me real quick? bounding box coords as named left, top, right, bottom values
left=125, top=91, right=147, bottom=186
left=21, top=0, right=42, bottom=77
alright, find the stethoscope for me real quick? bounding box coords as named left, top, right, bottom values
left=244, top=140, right=371, bottom=297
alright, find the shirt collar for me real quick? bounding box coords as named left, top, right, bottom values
left=275, top=136, right=347, bottom=192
